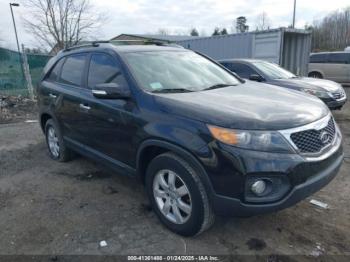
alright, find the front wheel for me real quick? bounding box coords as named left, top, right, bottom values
left=145, top=152, right=214, bottom=236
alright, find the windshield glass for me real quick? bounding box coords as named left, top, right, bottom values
left=123, top=51, right=240, bottom=92
left=252, top=61, right=296, bottom=79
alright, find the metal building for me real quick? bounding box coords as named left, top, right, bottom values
left=175, top=28, right=312, bottom=76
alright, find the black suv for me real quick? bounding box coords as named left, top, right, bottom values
left=38, top=42, right=344, bottom=236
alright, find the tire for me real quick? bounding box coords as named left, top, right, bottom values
left=45, top=119, right=73, bottom=162
left=308, top=72, right=323, bottom=79
left=145, top=152, right=215, bottom=236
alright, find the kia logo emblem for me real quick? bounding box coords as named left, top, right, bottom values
left=320, top=131, right=331, bottom=144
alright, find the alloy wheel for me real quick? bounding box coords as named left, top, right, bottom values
left=47, top=126, right=60, bottom=157
left=153, top=169, right=192, bottom=224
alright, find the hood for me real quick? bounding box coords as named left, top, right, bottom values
left=154, top=81, right=329, bottom=130
left=272, top=77, right=342, bottom=92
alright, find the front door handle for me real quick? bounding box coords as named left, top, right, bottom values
left=79, top=103, right=91, bottom=110
left=49, top=93, right=57, bottom=99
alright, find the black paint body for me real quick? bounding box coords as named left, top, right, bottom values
left=37, top=45, right=343, bottom=216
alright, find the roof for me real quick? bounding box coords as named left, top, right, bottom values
left=111, top=34, right=197, bottom=42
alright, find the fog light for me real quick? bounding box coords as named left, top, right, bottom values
left=251, top=180, right=266, bottom=195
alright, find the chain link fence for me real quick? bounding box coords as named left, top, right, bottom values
left=0, top=47, right=51, bottom=97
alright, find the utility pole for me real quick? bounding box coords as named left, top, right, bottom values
left=21, top=44, right=34, bottom=100
left=292, top=0, right=296, bottom=28
left=9, top=3, right=26, bottom=90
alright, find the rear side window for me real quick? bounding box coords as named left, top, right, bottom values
left=88, top=53, right=127, bottom=88
left=59, top=54, right=86, bottom=86
left=46, top=59, right=64, bottom=82
left=227, top=63, right=257, bottom=79
left=328, top=53, right=350, bottom=64
left=309, top=54, right=327, bottom=63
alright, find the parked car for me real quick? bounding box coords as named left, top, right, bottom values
left=37, top=42, right=343, bottom=236
left=308, top=52, right=350, bottom=85
left=219, top=59, right=347, bottom=110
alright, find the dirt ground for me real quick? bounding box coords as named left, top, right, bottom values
left=0, top=96, right=38, bottom=124
left=0, top=90, right=349, bottom=260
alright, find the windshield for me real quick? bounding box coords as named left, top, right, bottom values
left=123, top=51, right=240, bottom=92
left=252, top=61, right=296, bottom=80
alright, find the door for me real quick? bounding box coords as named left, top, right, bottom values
left=54, top=53, right=91, bottom=144
left=82, top=52, right=138, bottom=167
left=325, top=53, right=349, bottom=83
left=38, top=58, right=65, bottom=111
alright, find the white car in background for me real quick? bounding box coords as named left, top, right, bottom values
left=308, top=52, right=350, bottom=86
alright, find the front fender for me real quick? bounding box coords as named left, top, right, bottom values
left=136, top=138, right=216, bottom=199
left=142, top=121, right=208, bottom=152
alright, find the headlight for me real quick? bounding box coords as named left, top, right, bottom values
left=301, top=88, right=330, bottom=98
left=207, top=125, right=294, bottom=153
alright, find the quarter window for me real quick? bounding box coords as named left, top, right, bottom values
left=59, top=54, right=86, bottom=87
left=46, top=59, right=64, bottom=82
left=88, top=53, right=127, bottom=88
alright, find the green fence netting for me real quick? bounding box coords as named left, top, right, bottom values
left=0, top=47, right=51, bottom=97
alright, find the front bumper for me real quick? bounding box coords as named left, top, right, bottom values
left=207, top=135, right=343, bottom=216
left=322, top=96, right=347, bottom=109
left=211, top=148, right=343, bottom=216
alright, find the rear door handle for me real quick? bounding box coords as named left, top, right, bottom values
left=79, top=103, right=91, bottom=110
left=49, top=93, right=57, bottom=99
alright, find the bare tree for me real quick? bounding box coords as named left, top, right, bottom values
left=21, top=0, right=106, bottom=53
left=311, top=7, right=350, bottom=51
left=255, top=12, right=271, bottom=31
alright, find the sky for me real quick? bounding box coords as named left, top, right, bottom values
left=0, top=0, right=349, bottom=50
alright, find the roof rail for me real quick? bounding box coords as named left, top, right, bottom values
left=61, top=39, right=183, bottom=53
left=63, top=41, right=111, bottom=52
left=110, top=39, right=184, bottom=48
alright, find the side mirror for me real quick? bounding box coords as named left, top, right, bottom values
left=249, top=74, right=264, bottom=82
left=92, top=83, right=130, bottom=99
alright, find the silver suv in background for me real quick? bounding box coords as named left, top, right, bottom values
left=309, top=52, right=350, bottom=85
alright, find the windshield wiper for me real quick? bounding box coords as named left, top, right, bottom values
left=202, top=83, right=233, bottom=91
left=151, top=88, right=194, bottom=93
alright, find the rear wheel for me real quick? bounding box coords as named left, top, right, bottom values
left=145, top=152, right=214, bottom=236
left=308, top=72, right=323, bottom=79
left=45, top=119, right=73, bottom=162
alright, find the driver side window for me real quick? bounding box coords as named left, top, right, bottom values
left=88, top=53, right=127, bottom=89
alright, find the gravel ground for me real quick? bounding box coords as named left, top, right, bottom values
left=0, top=90, right=349, bottom=260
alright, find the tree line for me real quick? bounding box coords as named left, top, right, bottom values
left=309, top=7, right=350, bottom=51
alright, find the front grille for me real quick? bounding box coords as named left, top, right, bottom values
left=332, top=90, right=345, bottom=100
left=290, top=118, right=336, bottom=153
